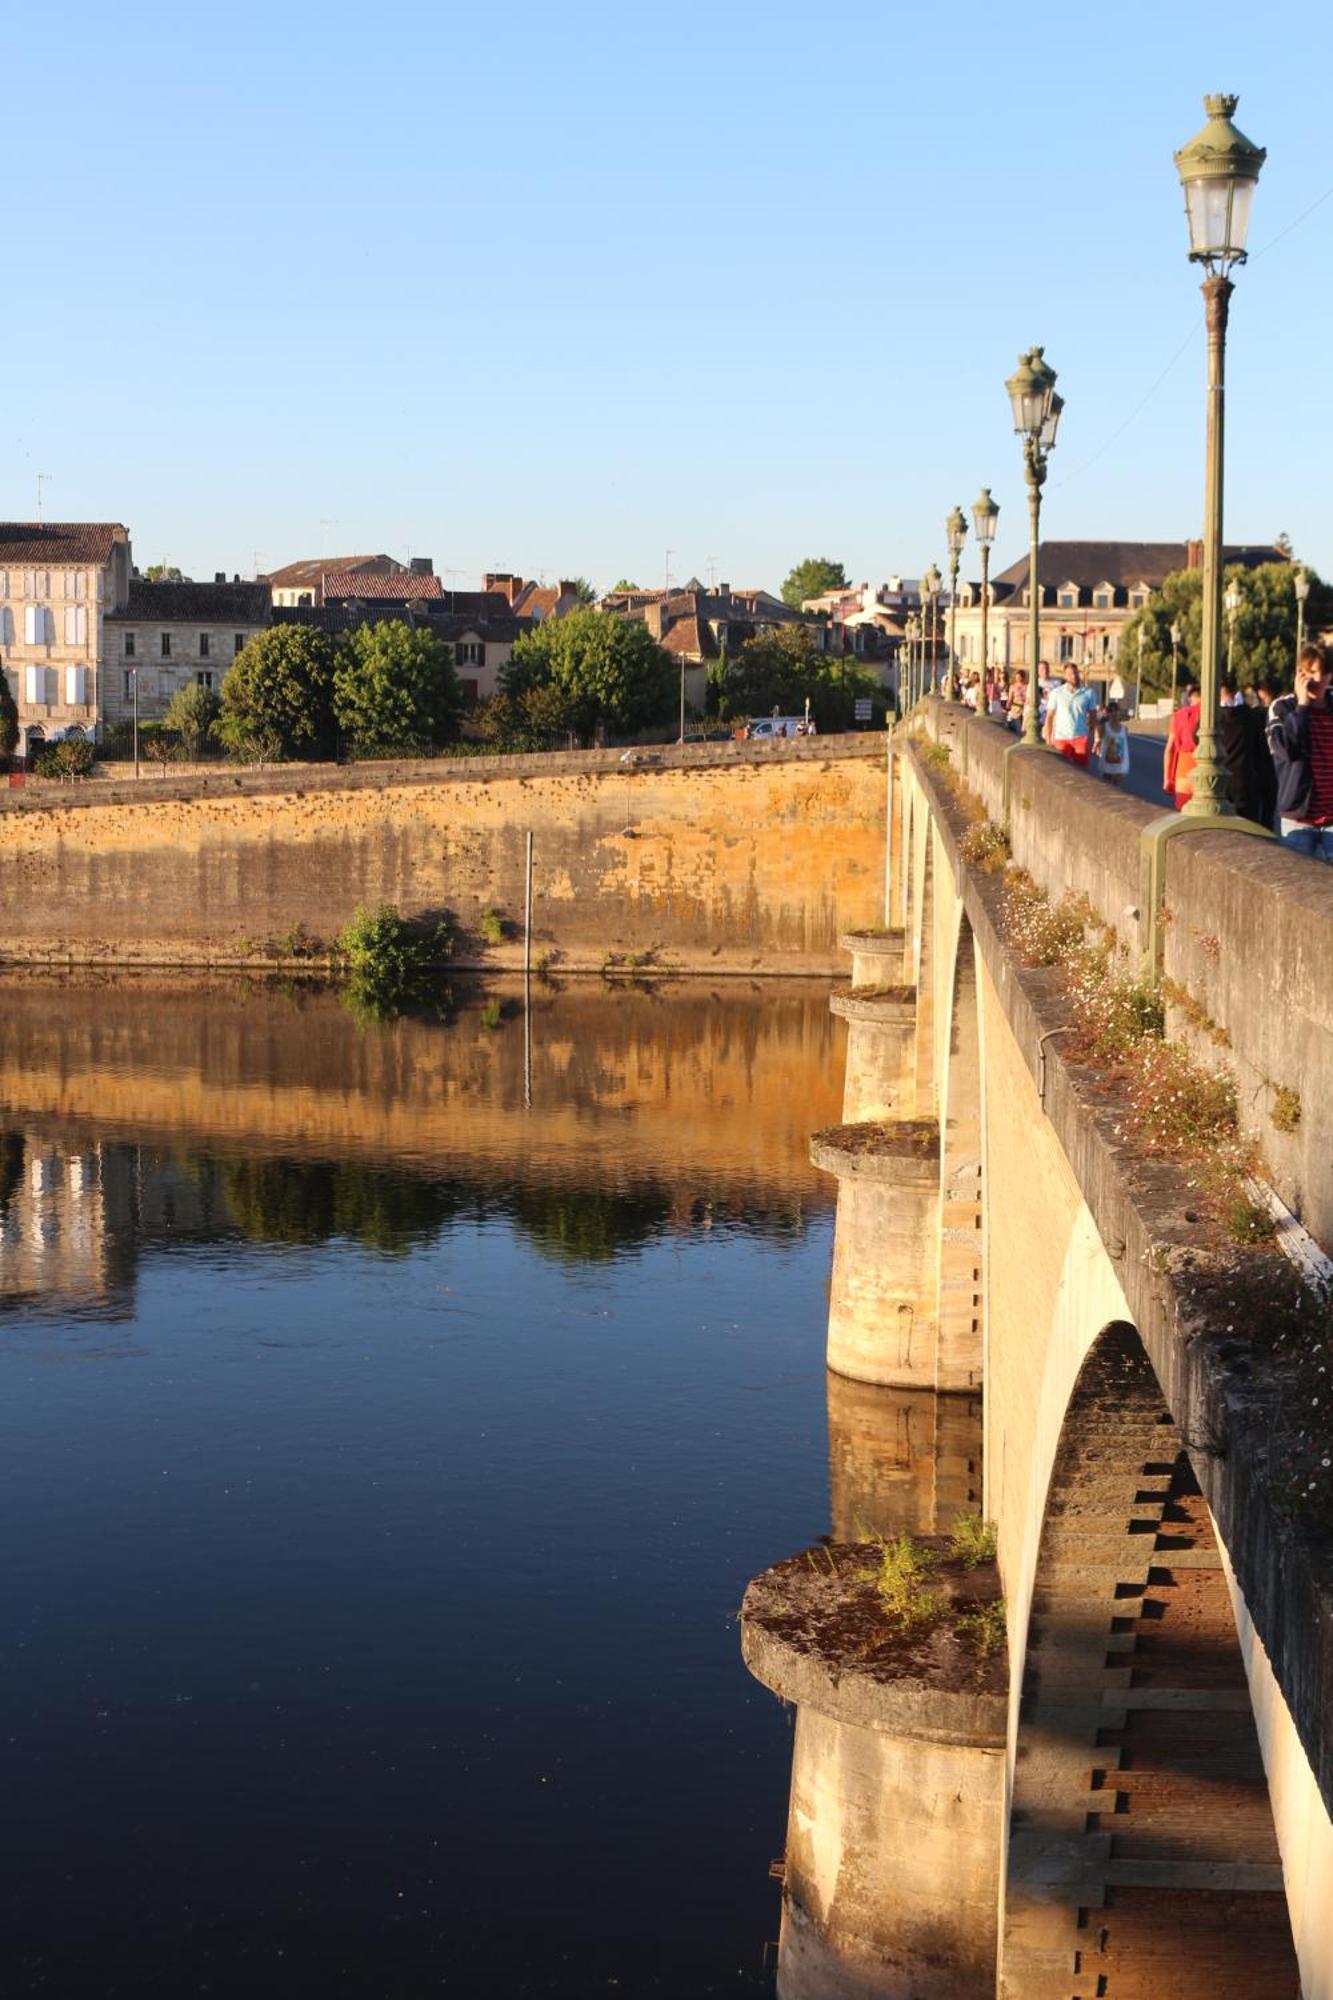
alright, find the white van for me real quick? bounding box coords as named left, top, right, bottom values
left=746, top=716, right=807, bottom=740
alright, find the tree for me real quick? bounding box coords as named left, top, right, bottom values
left=164, top=682, right=221, bottom=760
left=1117, top=562, right=1332, bottom=698
left=567, top=578, right=598, bottom=607
left=333, top=619, right=462, bottom=756
left=717, top=623, right=881, bottom=731
left=476, top=682, right=577, bottom=752
left=502, top=608, right=674, bottom=740
left=0, top=669, right=18, bottom=760
left=218, top=626, right=340, bottom=762
left=610, top=579, right=641, bottom=595
left=143, top=564, right=187, bottom=583
left=781, top=557, right=849, bottom=610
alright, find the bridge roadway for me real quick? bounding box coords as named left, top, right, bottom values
left=744, top=701, right=1332, bottom=1999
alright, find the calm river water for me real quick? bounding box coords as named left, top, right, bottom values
left=0, top=974, right=846, bottom=1997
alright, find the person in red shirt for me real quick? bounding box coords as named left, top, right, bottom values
left=1163, top=683, right=1200, bottom=809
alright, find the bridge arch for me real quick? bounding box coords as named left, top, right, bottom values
left=1001, top=1319, right=1300, bottom=1997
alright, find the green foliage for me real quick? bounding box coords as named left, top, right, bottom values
left=0, top=671, right=18, bottom=758
left=610, top=579, right=640, bottom=594
left=333, top=619, right=462, bottom=757
left=1118, top=562, right=1332, bottom=697
left=333, top=903, right=453, bottom=1016
left=957, top=1600, right=1006, bottom=1663
left=507, top=1183, right=672, bottom=1265
left=219, top=625, right=340, bottom=762
left=476, top=682, right=578, bottom=752
left=781, top=556, right=848, bottom=610
left=567, top=578, right=598, bottom=606
left=948, top=1513, right=998, bottom=1567
left=34, top=736, right=95, bottom=778
left=479, top=907, right=506, bottom=944
left=142, top=563, right=186, bottom=582
left=862, top=1535, right=949, bottom=1629
left=716, top=623, right=880, bottom=730
left=502, top=608, right=675, bottom=740
left=164, top=682, right=221, bottom=759
left=1271, top=1086, right=1302, bottom=1135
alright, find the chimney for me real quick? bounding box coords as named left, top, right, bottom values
left=484, top=572, right=521, bottom=604
left=645, top=601, right=666, bottom=641
left=557, top=580, right=577, bottom=599
left=410, top=556, right=434, bottom=575
left=718, top=581, right=731, bottom=604
left=1185, top=539, right=1204, bottom=571
left=215, top=571, right=226, bottom=584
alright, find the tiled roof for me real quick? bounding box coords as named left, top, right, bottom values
left=322, top=568, right=443, bottom=601
left=262, top=554, right=399, bottom=587
left=991, top=540, right=1286, bottom=592
left=107, top=580, right=272, bottom=623
left=0, top=521, right=127, bottom=564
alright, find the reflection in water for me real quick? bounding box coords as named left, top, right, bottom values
left=827, top=1375, right=983, bottom=1541
left=0, top=973, right=843, bottom=1998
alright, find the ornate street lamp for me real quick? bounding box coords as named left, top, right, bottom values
left=972, top=488, right=1000, bottom=694
left=945, top=506, right=968, bottom=700
left=1295, top=566, right=1310, bottom=669
left=1224, top=579, right=1241, bottom=677
left=921, top=564, right=942, bottom=698
left=1173, top=92, right=1265, bottom=815
left=1170, top=620, right=1182, bottom=707
left=1005, top=347, right=1062, bottom=745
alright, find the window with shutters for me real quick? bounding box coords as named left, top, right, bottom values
left=74, top=571, right=87, bottom=600
left=196, top=670, right=214, bottom=690
left=24, top=605, right=49, bottom=645
left=123, top=671, right=135, bottom=699
left=64, top=606, right=88, bottom=645
left=234, top=633, right=245, bottom=654
left=65, top=665, right=87, bottom=706
left=0, top=571, right=8, bottom=597
left=25, top=665, right=56, bottom=705
left=457, top=640, right=483, bottom=666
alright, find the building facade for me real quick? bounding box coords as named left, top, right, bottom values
left=102, top=579, right=272, bottom=727
left=0, top=523, right=132, bottom=760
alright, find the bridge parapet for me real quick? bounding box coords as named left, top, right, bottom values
left=916, top=699, right=1333, bottom=1255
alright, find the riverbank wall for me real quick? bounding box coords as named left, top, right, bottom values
left=0, top=736, right=886, bottom=973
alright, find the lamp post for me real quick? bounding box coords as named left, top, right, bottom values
left=1170, top=621, right=1182, bottom=707
left=972, top=488, right=999, bottom=704
left=1135, top=624, right=1145, bottom=720
left=131, top=667, right=139, bottom=780
left=1224, top=579, right=1241, bottom=678
left=945, top=506, right=968, bottom=700
left=1005, top=347, right=1062, bottom=746
left=1295, top=566, right=1310, bottom=670
left=1173, top=92, right=1266, bottom=816
left=922, top=565, right=942, bottom=698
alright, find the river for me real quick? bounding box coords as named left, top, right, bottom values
left=0, top=973, right=845, bottom=1997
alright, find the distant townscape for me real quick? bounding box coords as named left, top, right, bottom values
left=0, top=523, right=1315, bottom=774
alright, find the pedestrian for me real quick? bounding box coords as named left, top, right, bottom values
left=1267, top=644, right=1333, bottom=860
left=1098, top=699, right=1130, bottom=787
left=1218, top=675, right=1265, bottom=823
left=1007, top=672, right=1028, bottom=734
left=1163, top=682, right=1201, bottom=810
left=1043, top=662, right=1099, bottom=767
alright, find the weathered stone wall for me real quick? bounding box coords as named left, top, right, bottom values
left=0, top=737, right=887, bottom=973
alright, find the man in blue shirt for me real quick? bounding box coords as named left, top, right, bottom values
left=1043, top=663, right=1099, bottom=767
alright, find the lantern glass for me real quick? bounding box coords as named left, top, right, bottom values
left=1040, top=393, right=1064, bottom=453
left=946, top=507, right=968, bottom=556
left=1295, top=569, right=1310, bottom=604
left=972, top=488, right=999, bottom=547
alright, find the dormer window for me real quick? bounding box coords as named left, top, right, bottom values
left=1057, top=584, right=1079, bottom=610
left=1128, top=585, right=1149, bottom=610
left=1093, top=585, right=1114, bottom=610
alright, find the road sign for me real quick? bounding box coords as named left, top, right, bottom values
left=854, top=698, right=873, bottom=722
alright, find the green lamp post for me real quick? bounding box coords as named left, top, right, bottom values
left=921, top=564, right=942, bottom=699
left=1005, top=348, right=1062, bottom=745
left=1295, top=566, right=1310, bottom=671
left=971, top=488, right=1000, bottom=693
left=945, top=506, right=969, bottom=700
left=1224, top=579, right=1241, bottom=678
left=1173, top=92, right=1265, bottom=815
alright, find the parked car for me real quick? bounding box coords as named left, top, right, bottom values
left=746, top=716, right=808, bottom=740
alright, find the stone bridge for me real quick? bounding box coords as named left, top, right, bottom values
left=743, top=703, right=1333, bottom=1999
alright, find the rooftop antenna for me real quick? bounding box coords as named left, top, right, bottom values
left=664, top=548, right=675, bottom=591
left=319, top=516, right=337, bottom=550
left=705, top=554, right=718, bottom=589
left=36, top=472, right=52, bottom=521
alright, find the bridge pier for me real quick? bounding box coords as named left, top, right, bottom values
left=743, top=1548, right=1007, bottom=2000
left=810, top=1122, right=944, bottom=1388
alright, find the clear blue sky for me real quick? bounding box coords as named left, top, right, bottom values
left=13, top=0, right=1331, bottom=591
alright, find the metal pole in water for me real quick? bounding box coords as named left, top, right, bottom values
left=884, top=727, right=894, bottom=925
left=524, top=830, right=533, bottom=977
